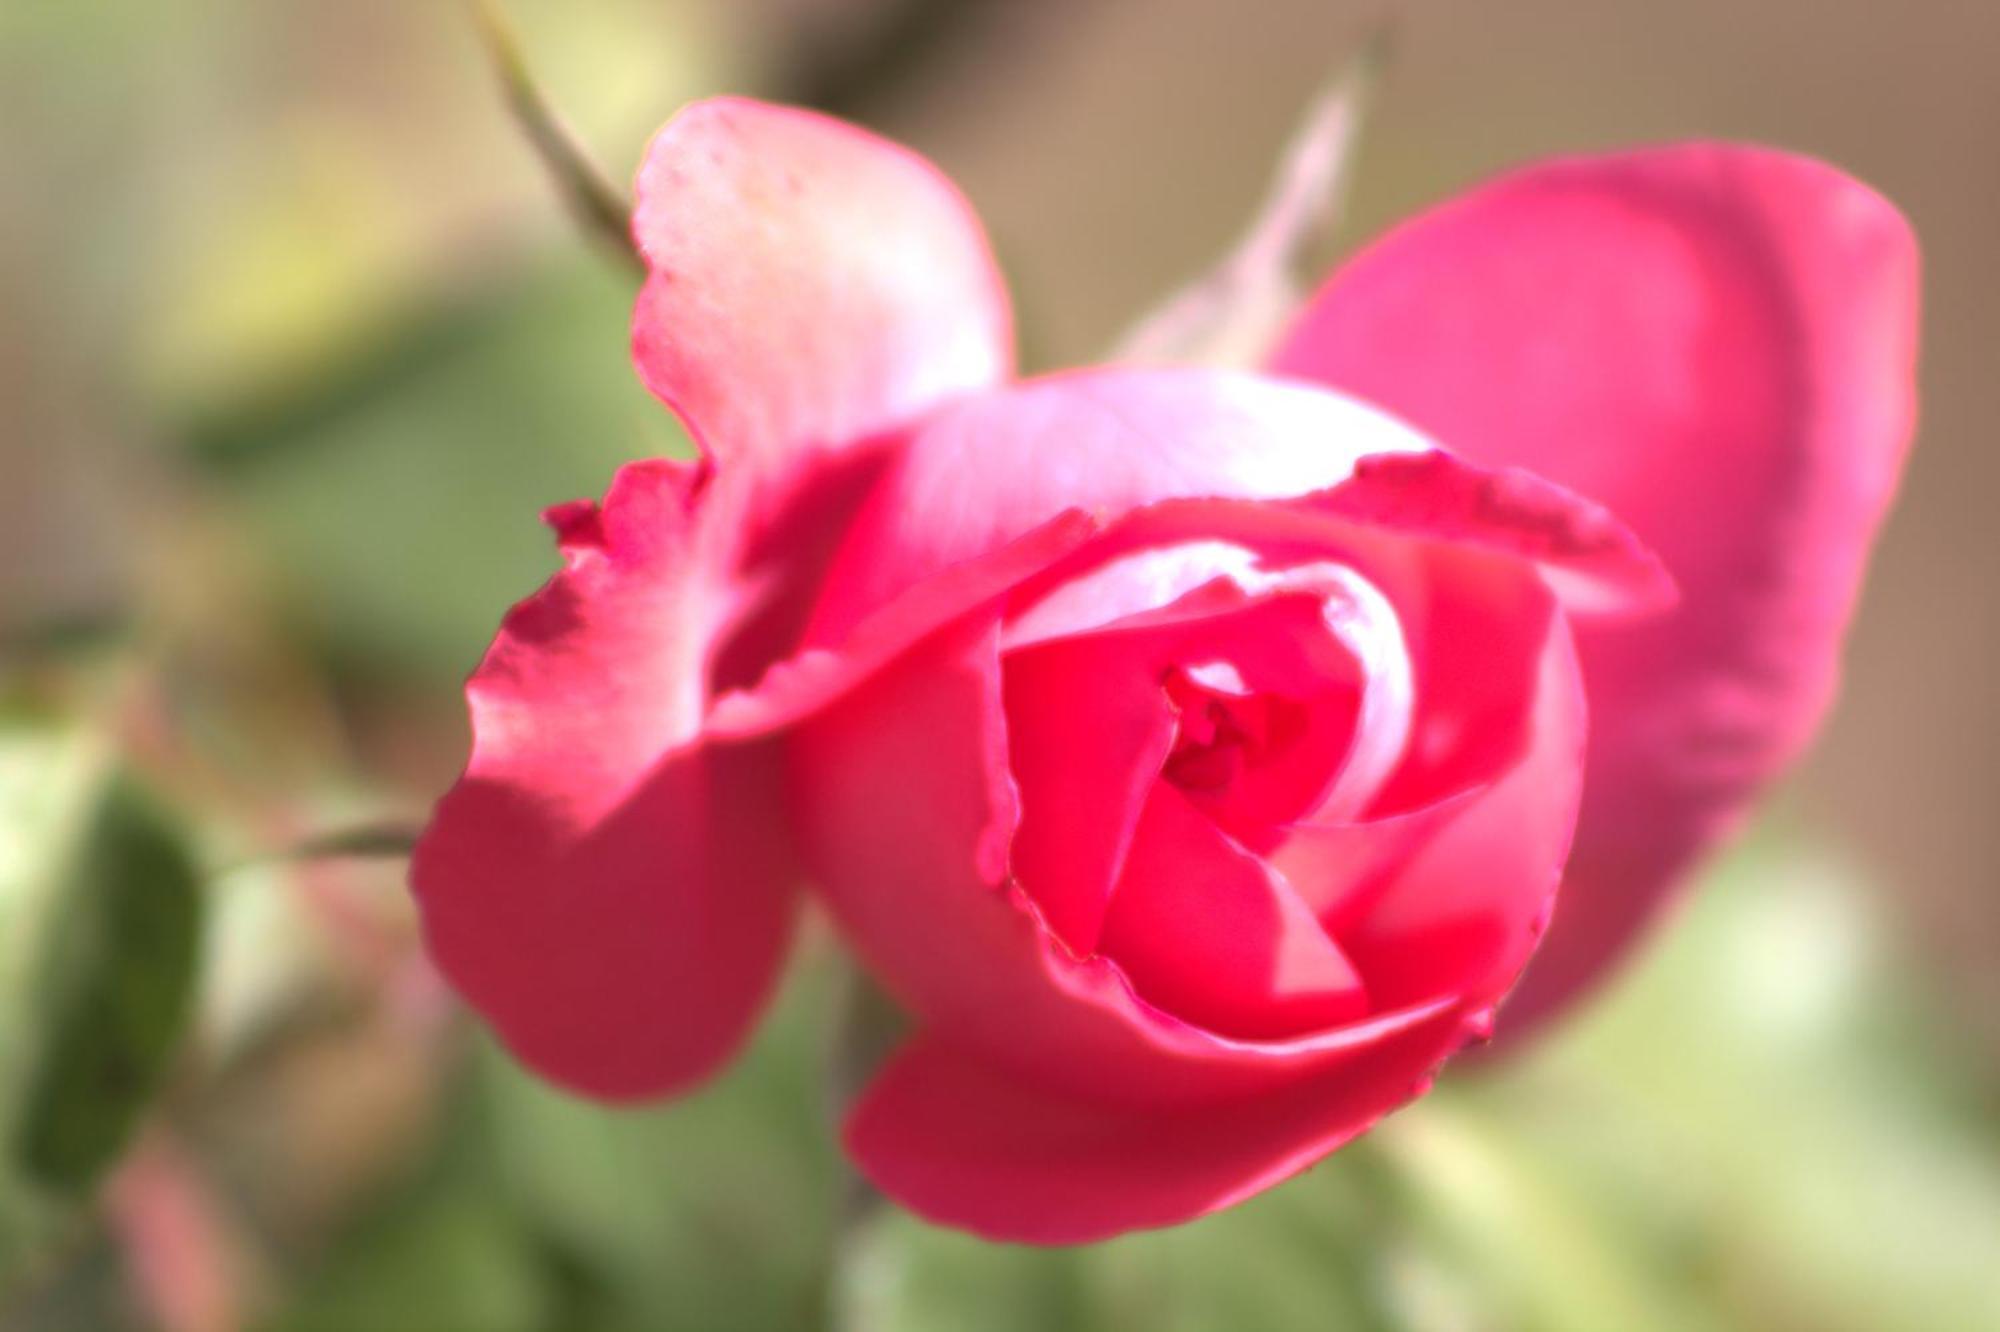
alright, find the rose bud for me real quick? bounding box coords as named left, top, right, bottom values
left=411, top=98, right=1916, bottom=1242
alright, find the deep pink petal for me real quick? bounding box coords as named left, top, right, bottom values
left=1001, top=630, right=1179, bottom=952
left=1100, top=785, right=1369, bottom=1040
left=413, top=462, right=796, bottom=1099
left=1272, top=143, right=1917, bottom=1030
left=631, top=97, right=1011, bottom=469
left=706, top=508, right=1100, bottom=739
left=844, top=1017, right=1461, bottom=1244
left=1361, top=551, right=1565, bottom=817
left=1043, top=460, right=1671, bottom=629
left=1336, top=599, right=1586, bottom=1012
left=1316, top=450, right=1675, bottom=617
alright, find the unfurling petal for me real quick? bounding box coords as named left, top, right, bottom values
left=632, top=97, right=1011, bottom=470
left=1273, top=144, right=1917, bottom=1031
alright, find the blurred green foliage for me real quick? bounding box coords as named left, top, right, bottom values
left=0, top=714, right=203, bottom=1251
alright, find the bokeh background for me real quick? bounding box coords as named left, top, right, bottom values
left=3, top=2, right=1995, bottom=1329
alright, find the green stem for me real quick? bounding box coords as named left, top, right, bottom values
left=467, top=0, right=642, bottom=274
left=818, top=959, right=907, bottom=1330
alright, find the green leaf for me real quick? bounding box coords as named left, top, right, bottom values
left=11, top=773, right=203, bottom=1193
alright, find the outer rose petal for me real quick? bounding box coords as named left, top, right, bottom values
left=1271, top=144, right=1918, bottom=1030
left=419, top=98, right=1022, bottom=1099
left=1317, top=451, right=1675, bottom=618
left=413, top=463, right=795, bottom=1099
left=632, top=97, right=1011, bottom=468
left=806, top=370, right=1669, bottom=653
left=845, top=1013, right=1460, bottom=1244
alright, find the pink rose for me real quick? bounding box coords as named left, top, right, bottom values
left=412, top=98, right=1916, bottom=1242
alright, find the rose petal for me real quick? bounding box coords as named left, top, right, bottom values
left=1001, top=630, right=1179, bottom=952
left=1099, top=784, right=1370, bottom=1039
left=1273, top=788, right=1481, bottom=920
left=844, top=1016, right=1461, bottom=1244
left=803, top=368, right=1432, bottom=643
left=1271, top=143, right=1918, bottom=1031
left=413, top=462, right=796, bottom=1099
left=1004, top=586, right=1369, bottom=948
left=1316, top=450, right=1676, bottom=617
left=707, top=509, right=1100, bottom=739
left=632, top=97, right=1011, bottom=469
left=1337, top=595, right=1586, bottom=1011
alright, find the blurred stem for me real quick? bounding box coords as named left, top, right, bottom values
left=467, top=0, right=642, bottom=275
left=819, top=957, right=906, bottom=1330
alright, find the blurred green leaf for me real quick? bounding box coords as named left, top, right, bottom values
left=0, top=718, right=102, bottom=1265
left=245, top=943, right=844, bottom=1332
left=0, top=709, right=203, bottom=1312
left=11, top=773, right=203, bottom=1194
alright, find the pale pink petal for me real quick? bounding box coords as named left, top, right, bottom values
left=1272, top=143, right=1918, bottom=1030
left=632, top=97, right=1011, bottom=469
left=1272, top=789, right=1480, bottom=918
left=803, top=368, right=1431, bottom=643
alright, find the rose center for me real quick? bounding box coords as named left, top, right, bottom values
left=1162, top=697, right=1247, bottom=794
left=1159, top=663, right=1334, bottom=843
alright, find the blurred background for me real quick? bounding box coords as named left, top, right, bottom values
left=2, top=1, right=1995, bottom=1328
